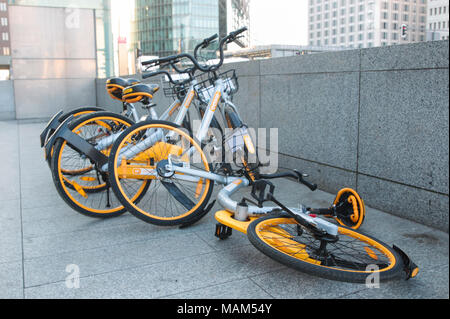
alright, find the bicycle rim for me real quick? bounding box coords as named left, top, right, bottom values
left=109, top=121, right=214, bottom=225
left=248, top=214, right=403, bottom=283
left=52, top=113, right=148, bottom=217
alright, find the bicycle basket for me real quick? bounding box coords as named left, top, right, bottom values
left=160, top=76, right=189, bottom=100
left=194, top=69, right=239, bottom=104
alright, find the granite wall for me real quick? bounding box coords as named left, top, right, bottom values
left=96, top=40, right=449, bottom=231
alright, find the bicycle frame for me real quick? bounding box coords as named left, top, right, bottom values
left=111, top=73, right=341, bottom=237
left=44, top=80, right=198, bottom=169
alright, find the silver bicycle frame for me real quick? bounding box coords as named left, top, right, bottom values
left=99, top=81, right=198, bottom=171
left=109, top=73, right=339, bottom=237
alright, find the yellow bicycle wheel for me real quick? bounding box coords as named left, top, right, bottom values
left=51, top=112, right=149, bottom=218
left=108, top=120, right=214, bottom=226
left=247, top=213, right=404, bottom=283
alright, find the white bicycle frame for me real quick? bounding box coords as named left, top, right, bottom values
left=110, top=76, right=340, bottom=237
left=95, top=79, right=198, bottom=158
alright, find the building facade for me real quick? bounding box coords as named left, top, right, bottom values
left=427, top=0, right=449, bottom=40
left=133, top=0, right=219, bottom=58
left=133, top=0, right=250, bottom=58
left=8, top=0, right=114, bottom=77
left=0, top=0, right=10, bottom=57
left=219, top=0, right=250, bottom=48
left=308, top=0, right=428, bottom=49
left=2, top=0, right=114, bottom=120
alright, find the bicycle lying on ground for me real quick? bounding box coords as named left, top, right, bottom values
left=99, top=27, right=419, bottom=283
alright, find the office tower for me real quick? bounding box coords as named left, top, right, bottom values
left=133, top=0, right=250, bottom=58
left=134, top=0, right=219, bottom=58
left=219, top=0, right=250, bottom=48
left=308, top=0, right=428, bottom=49
left=0, top=0, right=9, bottom=57
left=427, top=0, right=449, bottom=40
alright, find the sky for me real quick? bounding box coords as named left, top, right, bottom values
left=250, top=0, right=309, bottom=46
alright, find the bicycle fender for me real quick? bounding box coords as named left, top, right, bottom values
left=392, top=245, right=419, bottom=280
left=40, top=110, right=64, bottom=148
left=44, top=115, right=109, bottom=168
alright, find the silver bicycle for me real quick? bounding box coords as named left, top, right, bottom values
left=106, top=27, right=420, bottom=284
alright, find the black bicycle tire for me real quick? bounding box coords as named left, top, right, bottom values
left=51, top=111, right=149, bottom=218
left=247, top=212, right=404, bottom=283
left=108, top=120, right=215, bottom=226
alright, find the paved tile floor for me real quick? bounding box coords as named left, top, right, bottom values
left=0, top=120, right=448, bottom=299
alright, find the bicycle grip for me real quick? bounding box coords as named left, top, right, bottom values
left=142, top=55, right=178, bottom=66
left=141, top=58, right=159, bottom=66
left=302, top=179, right=318, bottom=192
left=203, top=33, right=218, bottom=46
left=230, top=27, right=248, bottom=37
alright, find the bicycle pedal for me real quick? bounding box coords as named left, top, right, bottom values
left=215, top=223, right=232, bottom=240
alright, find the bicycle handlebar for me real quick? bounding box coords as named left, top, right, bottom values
left=194, top=33, right=218, bottom=60
left=227, top=27, right=248, bottom=41
left=142, top=27, right=248, bottom=77
left=142, top=69, right=180, bottom=85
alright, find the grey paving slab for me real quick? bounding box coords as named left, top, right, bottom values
left=24, top=232, right=214, bottom=287
left=20, top=203, right=90, bottom=222
left=20, top=169, right=55, bottom=193
left=22, top=220, right=187, bottom=259
left=0, top=235, right=23, bottom=265
left=22, top=210, right=139, bottom=238
left=0, top=200, right=23, bottom=264
left=0, top=199, right=21, bottom=224
left=24, top=245, right=283, bottom=299
left=0, top=182, right=21, bottom=201
left=392, top=231, right=449, bottom=273
left=342, top=264, right=449, bottom=299
left=0, top=121, right=448, bottom=299
left=359, top=203, right=447, bottom=244
left=0, top=81, right=15, bottom=119
left=21, top=192, right=69, bottom=210
left=161, top=278, right=273, bottom=299
left=0, top=122, right=20, bottom=201
left=249, top=267, right=365, bottom=299
left=0, top=261, right=23, bottom=299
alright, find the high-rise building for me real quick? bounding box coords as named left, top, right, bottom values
left=0, top=0, right=10, bottom=57
left=0, top=0, right=10, bottom=81
left=219, top=0, right=250, bottom=48
left=133, top=0, right=250, bottom=59
left=133, top=0, right=220, bottom=58
left=308, top=0, right=428, bottom=49
left=427, top=0, right=449, bottom=41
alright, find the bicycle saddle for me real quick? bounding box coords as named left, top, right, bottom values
left=122, top=83, right=160, bottom=105
left=106, top=77, right=141, bottom=101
